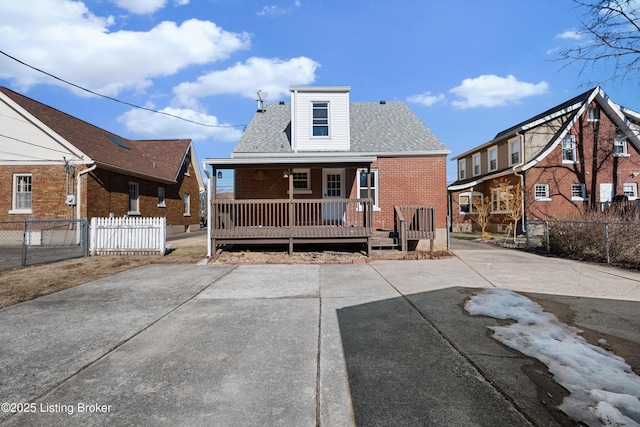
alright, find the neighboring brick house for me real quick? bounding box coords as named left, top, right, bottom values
left=448, top=87, right=640, bottom=233
left=0, top=87, right=204, bottom=233
left=203, top=86, right=450, bottom=254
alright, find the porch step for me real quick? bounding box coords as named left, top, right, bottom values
left=371, top=230, right=400, bottom=250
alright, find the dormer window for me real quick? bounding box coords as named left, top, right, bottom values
left=587, top=107, right=600, bottom=122
left=312, top=102, right=329, bottom=136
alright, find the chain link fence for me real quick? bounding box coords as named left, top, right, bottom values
left=0, top=219, right=88, bottom=271
left=526, top=219, right=640, bottom=269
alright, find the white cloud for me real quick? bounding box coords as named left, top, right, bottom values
left=257, top=5, right=289, bottom=16
left=0, top=1, right=250, bottom=95
left=556, top=30, right=583, bottom=40
left=173, top=56, right=320, bottom=107
left=450, top=75, right=549, bottom=109
left=119, top=106, right=243, bottom=143
left=406, top=91, right=445, bottom=107
left=112, top=0, right=166, bottom=14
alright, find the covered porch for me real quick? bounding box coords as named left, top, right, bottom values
left=203, top=154, right=377, bottom=257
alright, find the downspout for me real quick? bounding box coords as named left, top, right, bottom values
left=513, top=132, right=526, bottom=237
left=76, top=164, right=97, bottom=220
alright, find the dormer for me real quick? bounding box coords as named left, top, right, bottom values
left=289, top=86, right=351, bottom=152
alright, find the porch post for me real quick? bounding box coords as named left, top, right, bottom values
left=211, top=167, right=217, bottom=255
left=367, top=165, right=372, bottom=255
left=288, top=168, right=294, bottom=256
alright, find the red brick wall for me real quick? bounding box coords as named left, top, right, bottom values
left=526, top=108, right=640, bottom=220
left=1, top=165, right=201, bottom=228
left=234, top=155, right=448, bottom=230
left=0, top=165, right=73, bottom=222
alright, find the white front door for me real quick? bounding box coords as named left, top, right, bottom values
left=322, top=168, right=345, bottom=222
left=600, top=183, right=614, bottom=202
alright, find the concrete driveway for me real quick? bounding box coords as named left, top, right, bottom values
left=2, top=241, right=640, bottom=426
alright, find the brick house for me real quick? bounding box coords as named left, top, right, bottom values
left=448, top=87, right=640, bottom=233
left=203, top=86, right=450, bottom=255
left=0, top=87, right=204, bottom=233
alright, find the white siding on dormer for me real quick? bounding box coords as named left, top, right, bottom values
left=290, top=88, right=350, bottom=152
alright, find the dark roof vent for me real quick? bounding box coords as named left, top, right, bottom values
left=279, top=101, right=285, bottom=105
left=380, top=100, right=386, bottom=104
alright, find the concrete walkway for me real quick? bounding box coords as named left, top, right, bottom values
left=2, top=242, right=640, bottom=426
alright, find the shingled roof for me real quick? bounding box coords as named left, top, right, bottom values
left=0, top=86, right=192, bottom=183
left=232, top=101, right=449, bottom=155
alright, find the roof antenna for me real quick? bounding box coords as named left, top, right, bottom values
left=253, top=90, right=268, bottom=112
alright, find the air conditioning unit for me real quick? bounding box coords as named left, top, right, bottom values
left=65, top=194, right=76, bottom=206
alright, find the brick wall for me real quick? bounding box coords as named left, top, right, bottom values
left=1, top=164, right=201, bottom=229
left=234, top=155, right=448, bottom=230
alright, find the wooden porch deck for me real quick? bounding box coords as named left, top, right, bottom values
left=210, top=198, right=373, bottom=254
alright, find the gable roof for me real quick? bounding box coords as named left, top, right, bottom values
left=448, top=87, right=640, bottom=191
left=0, top=86, right=197, bottom=184
left=232, top=101, right=449, bottom=156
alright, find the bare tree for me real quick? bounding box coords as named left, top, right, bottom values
left=470, top=196, right=493, bottom=239
left=495, top=178, right=523, bottom=243
left=558, top=0, right=640, bottom=85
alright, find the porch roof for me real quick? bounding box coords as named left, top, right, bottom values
left=203, top=154, right=377, bottom=170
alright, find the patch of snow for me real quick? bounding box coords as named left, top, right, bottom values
left=465, top=288, right=640, bottom=427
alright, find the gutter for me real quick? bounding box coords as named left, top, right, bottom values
left=76, top=164, right=97, bottom=220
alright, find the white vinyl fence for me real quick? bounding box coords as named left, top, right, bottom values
left=90, top=217, right=166, bottom=255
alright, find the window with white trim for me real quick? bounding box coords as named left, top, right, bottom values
left=534, top=184, right=550, bottom=201
left=458, top=159, right=466, bottom=180
left=312, top=102, right=329, bottom=136
left=491, top=187, right=513, bottom=213
left=183, top=193, right=191, bottom=216
left=357, top=168, right=379, bottom=210
left=12, top=174, right=32, bottom=213
left=128, top=182, right=140, bottom=214
left=623, top=183, right=638, bottom=200
left=158, top=187, right=166, bottom=208
left=614, top=136, right=628, bottom=157
left=587, top=107, right=600, bottom=122
left=472, top=153, right=481, bottom=176
left=562, top=135, right=577, bottom=162
left=508, top=138, right=521, bottom=166
left=459, top=191, right=483, bottom=214
left=487, top=146, right=497, bottom=172
left=571, top=183, right=586, bottom=200
left=292, top=168, right=311, bottom=192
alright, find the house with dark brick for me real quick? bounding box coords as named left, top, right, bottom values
left=448, top=87, right=640, bottom=234
left=203, top=85, right=450, bottom=256
left=0, top=87, right=204, bottom=233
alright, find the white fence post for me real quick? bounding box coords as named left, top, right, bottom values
left=89, top=217, right=167, bottom=255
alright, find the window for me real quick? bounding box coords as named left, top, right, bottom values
left=571, top=183, right=586, bottom=200
left=357, top=168, right=379, bottom=210
left=509, top=138, right=521, bottom=166
left=488, top=146, right=497, bottom=172
left=312, top=102, right=329, bottom=136
left=562, top=135, right=577, bottom=162
left=534, top=184, right=550, bottom=201
left=623, top=183, right=638, bottom=200
left=11, top=174, right=32, bottom=213
left=183, top=193, right=191, bottom=216
left=472, top=153, right=481, bottom=176
left=128, top=182, right=140, bottom=214
left=292, top=168, right=311, bottom=192
left=459, top=192, right=483, bottom=214
left=158, top=187, right=166, bottom=208
left=491, top=187, right=513, bottom=213
left=587, top=107, right=600, bottom=122
left=458, top=159, right=466, bottom=180
left=614, top=136, right=628, bottom=157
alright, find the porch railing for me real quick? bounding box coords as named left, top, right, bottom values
left=211, top=198, right=373, bottom=253
left=394, top=205, right=436, bottom=251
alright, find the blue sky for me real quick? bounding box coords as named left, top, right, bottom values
left=1, top=0, right=637, bottom=182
